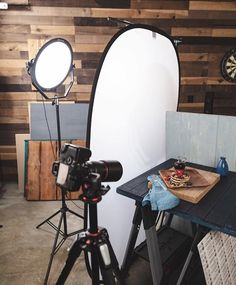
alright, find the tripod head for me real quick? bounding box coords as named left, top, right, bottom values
left=80, top=172, right=111, bottom=203
left=52, top=143, right=123, bottom=202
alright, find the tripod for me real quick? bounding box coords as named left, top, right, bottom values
left=35, top=97, right=85, bottom=285
left=55, top=178, right=124, bottom=285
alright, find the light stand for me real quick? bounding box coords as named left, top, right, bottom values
left=27, top=38, right=86, bottom=284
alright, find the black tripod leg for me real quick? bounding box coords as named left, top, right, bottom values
left=96, top=244, right=116, bottom=285
left=83, top=203, right=92, bottom=277
left=56, top=240, right=83, bottom=285
left=100, top=266, right=116, bottom=285
left=106, top=239, right=125, bottom=285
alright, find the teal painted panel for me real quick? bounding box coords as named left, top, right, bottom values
left=216, top=115, right=236, bottom=172
left=166, top=112, right=218, bottom=167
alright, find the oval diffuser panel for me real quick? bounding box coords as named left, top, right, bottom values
left=87, top=24, right=180, bottom=263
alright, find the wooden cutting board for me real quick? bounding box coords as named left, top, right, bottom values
left=159, top=167, right=220, bottom=204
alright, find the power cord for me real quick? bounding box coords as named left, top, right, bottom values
left=41, top=96, right=56, bottom=160
left=41, top=93, right=83, bottom=210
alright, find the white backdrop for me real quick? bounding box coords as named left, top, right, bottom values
left=88, top=26, right=179, bottom=264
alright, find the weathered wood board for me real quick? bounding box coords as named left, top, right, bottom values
left=25, top=140, right=85, bottom=200
left=160, top=167, right=220, bottom=204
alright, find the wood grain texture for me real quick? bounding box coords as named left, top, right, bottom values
left=188, top=10, right=236, bottom=20
left=25, top=141, right=41, bottom=200
left=25, top=140, right=86, bottom=200
left=131, top=0, right=189, bottom=10
left=163, top=168, right=220, bottom=204
left=0, top=15, right=74, bottom=25
left=0, top=160, right=17, bottom=181
left=189, top=1, right=236, bottom=11
left=30, top=0, right=130, bottom=8
left=172, top=27, right=236, bottom=37
left=39, top=141, right=57, bottom=200
left=0, top=124, right=29, bottom=145
left=30, top=0, right=99, bottom=7
left=7, top=0, right=29, bottom=4
left=178, top=102, right=205, bottom=113
left=30, top=25, right=75, bottom=35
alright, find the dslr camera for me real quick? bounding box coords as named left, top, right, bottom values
left=52, top=143, right=123, bottom=196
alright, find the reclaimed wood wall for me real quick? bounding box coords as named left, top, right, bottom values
left=0, top=0, right=236, bottom=181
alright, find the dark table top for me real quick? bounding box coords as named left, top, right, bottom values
left=117, top=159, right=236, bottom=237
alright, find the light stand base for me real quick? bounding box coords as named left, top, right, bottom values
left=36, top=192, right=84, bottom=285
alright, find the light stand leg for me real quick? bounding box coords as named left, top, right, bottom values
left=36, top=190, right=84, bottom=232
left=36, top=209, right=61, bottom=230
left=44, top=213, right=65, bottom=285
left=41, top=190, right=84, bottom=285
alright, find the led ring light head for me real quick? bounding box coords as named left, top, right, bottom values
left=27, top=38, right=74, bottom=99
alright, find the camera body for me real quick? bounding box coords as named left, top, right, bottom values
left=52, top=143, right=92, bottom=192
left=52, top=143, right=123, bottom=194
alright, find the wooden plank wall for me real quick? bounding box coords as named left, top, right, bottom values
left=0, top=0, right=236, bottom=181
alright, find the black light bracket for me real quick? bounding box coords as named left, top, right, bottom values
left=28, top=64, right=75, bottom=101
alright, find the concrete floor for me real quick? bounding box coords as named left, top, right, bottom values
left=0, top=183, right=205, bottom=285
left=0, top=183, right=91, bottom=285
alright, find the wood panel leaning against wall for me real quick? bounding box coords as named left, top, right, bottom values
left=0, top=0, right=236, bottom=182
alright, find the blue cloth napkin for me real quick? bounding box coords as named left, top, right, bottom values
left=142, top=174, right=180, bottom=211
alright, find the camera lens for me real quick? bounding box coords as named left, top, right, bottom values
left=86, top=160, right=123, bottom=182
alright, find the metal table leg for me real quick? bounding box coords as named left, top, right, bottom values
left=176, top=224, right=208, bottom=285
left=141, top=205, right=163, bottom=285
left=121, top=202, right=143, bottom=273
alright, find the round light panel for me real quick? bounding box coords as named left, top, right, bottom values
left=30, top=38, right=73, bottom=91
